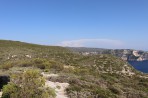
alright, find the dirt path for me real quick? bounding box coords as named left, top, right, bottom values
left=42, top=73, right=69, bottom=98
left=45, top=81, right=69, bottom=98
left=0, top=73, right=69, bottom=98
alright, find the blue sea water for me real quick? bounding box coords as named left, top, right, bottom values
left=128, top=60, right=148, bottom=73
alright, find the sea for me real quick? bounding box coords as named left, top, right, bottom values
left=128, top=60, right=148, bottom=73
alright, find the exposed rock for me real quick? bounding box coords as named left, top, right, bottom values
left=121, top=55, right=128, bottom=61
left=121, top=65, right=135, bottom=76
left=11, top=55, right=17, bottom=58
left=25, top=55, right=32, bottom=58
left=41, top=72, right=59, bottom=78
left=133, top=51, right=140, bottom=57
left=67, top=47, right=148, bottom=61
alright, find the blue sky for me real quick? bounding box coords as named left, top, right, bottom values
left=0, top=0, right=148, bottom=50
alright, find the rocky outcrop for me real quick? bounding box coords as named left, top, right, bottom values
left=67, top=47, right=148, bottom=61
left=119, top=50, right=148, bottom=61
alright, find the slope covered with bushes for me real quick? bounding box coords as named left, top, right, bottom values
left=0, top=40, right=147, bottom=98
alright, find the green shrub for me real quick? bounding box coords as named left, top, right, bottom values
left=33, top=58, right=51, bottom=69
left=109, top=86, right=121, bottom=95
left=0, top=62, right=14, bottom=70
left=93, top=88, right=116, bottom=98
left=63, top=67, right=74, bottom=73
left=66, top=85, right=82, bottom=92
left=2, top=69, right=56, bottom=98
left=19, top=61, right=33, bottom=67
left=50, top=63, right=64, bottom=71
left=2, top=83, right=19, bottom=98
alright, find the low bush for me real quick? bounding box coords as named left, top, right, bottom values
left=2, top=69, right=56, bottom=98
left=33, top=58, right=51, bottom=69
left=0, top=62, right=14, bottom=70
left=109, top=86, right=121, bottom=95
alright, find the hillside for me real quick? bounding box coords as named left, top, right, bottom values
left=0, top=40, right=148, bottom=98
left=67, top=47, right=148, bottom=61
left=0, top=40, right=71, bottom=63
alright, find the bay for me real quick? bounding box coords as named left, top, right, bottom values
left=128, top=60, right=148, bottom=73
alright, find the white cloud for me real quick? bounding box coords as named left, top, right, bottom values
left=57, top=39, right=124, bottom=49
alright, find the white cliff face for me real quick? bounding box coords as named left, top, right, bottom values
left=123, top=50, right=129, bottom=54
left=133, top=51, right=140, bottom=57
left=121, top=50, right=148, bottom=61
left=121, top=50, right=128, bottom=61
left=121, top=55, right=128, bottom=61
left=137, top=57, right=143, bottom=61
left=137, top=56, right=147, bottom=61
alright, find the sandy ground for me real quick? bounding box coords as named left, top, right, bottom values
left=42, top=72, right=69, bottom=98
left=0, top=91, right=2, bottom=97
left=41, top=72, right=59, bottom=78
left=45, top=81, right=69, bottom=98
left=0, top=73, right=69, bottom=98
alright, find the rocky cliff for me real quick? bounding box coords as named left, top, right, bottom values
left=67, top=47, right=148, bottom=61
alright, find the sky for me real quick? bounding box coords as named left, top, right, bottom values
left=0, top=0, right=148, bottom=50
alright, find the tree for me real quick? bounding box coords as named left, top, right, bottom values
left=2, top=69, right=56, bottom=98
